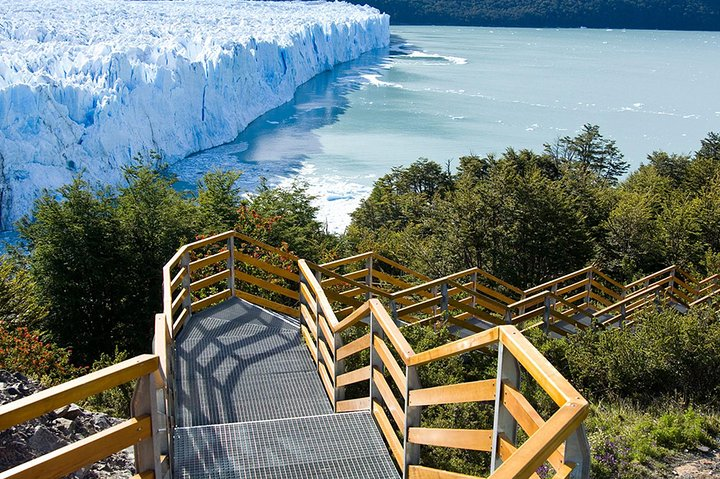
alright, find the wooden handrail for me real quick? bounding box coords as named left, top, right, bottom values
left=0, top=355, right=159, bottom=431
left=524, top=266, right=593, bottom=296
left=624, top=265, right=677, bottom=290
left=389, top=267, right=479, bottom=299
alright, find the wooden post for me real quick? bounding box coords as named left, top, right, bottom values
left=227, top=236, right=235, bottom=296
left=366, top=256, right=374, bottom=300
left=402, top=365, right=421, bottom=479
left=181, top=252, right=192, bottom=322
left=490, top=343, right=520, bottom=472
left=131, top=375, right=155, bottom=476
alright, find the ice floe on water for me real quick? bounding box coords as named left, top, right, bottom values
left=0, top=0, right=389, bottom=228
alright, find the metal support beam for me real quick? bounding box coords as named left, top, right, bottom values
left=564, top=424, right=591, bottom=479
left=490, top=343, right=521, bottom=472
left=402, top=365, right=421, bottom=479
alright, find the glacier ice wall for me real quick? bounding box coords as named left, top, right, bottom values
left=0, top=0, right=390, bottom=228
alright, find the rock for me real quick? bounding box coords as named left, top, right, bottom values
left=28, top=425, right=69, bottom=454
left=0, top=369, right=136, bottom=477
left=697, top=445, right=710, bottom=454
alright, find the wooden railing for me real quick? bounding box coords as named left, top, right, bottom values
left=298, top=259, right=591, bottom=479
left=0, top=355, right=167, bottom=479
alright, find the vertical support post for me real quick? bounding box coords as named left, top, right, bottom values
left=431, top=285, right=439, bottom=317
left=227, top=236, right=235, bottom=296
left=519, top=292, right=527, bottom=315
left=564, top=424, right=592, bottom=479
left=490, top=343, right=521, bottom=472
left=153, top=314, right=173, bottom=478
left=669, top=266, right=676, bottom=297
left=402, top=365, right=421, bottom=479
left=543, top=295, right=551, bottom=334
left=471, top=271, right=478, bottom=310
left=181, top=252, right=192, bottom=322
left=314, top=269, right=322, bottom=368
left=390, top=299, right=399, bottom=323
left=585, top=270, right=593, bottom=307
left=366, top=256, right=374, bottom=300
left=334, top=330, right=346, bottom=405
left=440, top=283, right=449, bottom=316
left=131, top=375, right=155, bottom=476
left=368, top=311, right=385, bottom=409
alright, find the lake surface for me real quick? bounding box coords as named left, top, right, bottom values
left=174, top=26, right=719, bottom=232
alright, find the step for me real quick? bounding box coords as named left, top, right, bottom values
left=173, top=412, right=400, bottom=479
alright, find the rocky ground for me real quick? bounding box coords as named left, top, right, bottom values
left=666, top=448, right=720, bottom=479
left=0, top=370, right=135, bottom=478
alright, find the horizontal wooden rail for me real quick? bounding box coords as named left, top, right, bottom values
left=0, top=355, right=159, bottom=431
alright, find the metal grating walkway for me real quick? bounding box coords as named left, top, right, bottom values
left=173, top=298, right=400, bottom=478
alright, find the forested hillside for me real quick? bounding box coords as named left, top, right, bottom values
left=347, top=0, right=720, bottom=31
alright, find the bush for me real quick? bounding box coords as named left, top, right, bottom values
left=529, top=306, right=720, bottom=405
left=0, top=322, right=85, bottom=385
left=81, top=348, right=135, bottom=418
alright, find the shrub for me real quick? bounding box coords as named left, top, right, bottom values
left=0, top=322, right=85, bottom=385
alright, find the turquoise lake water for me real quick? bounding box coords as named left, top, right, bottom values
left=131, top=26, right=720, bottom=231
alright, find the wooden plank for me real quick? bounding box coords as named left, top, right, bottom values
left=591, top=280, right=622, bottom=300
left=233, top=232, right=299, bottom=261
left=408, top=466, right=481, bottom=479
left=172, top=307, right=190, bottom=337
left=374, top=337, right=407, bottom=395
left=190, top=269, right=231, bottom=292
left=556, top=278, right=590, bottom=297
left=322, top=269, right=369, bottom=288
left=475, top=268, right=525, bottom=295
left=625, top=265, right=676, bottom=290
left=372, top=401, right=404, bottom=467
left=373, top=269, right=416, bottom=290
left=183, top=230, right=234, bottom=251
left=502, top=382, right=545, bottom=436
left=391, top=268, right=477, bottom=299
left=0, top=357, right=157, bottom=431
left=589, top=291, right=612, bottom=307
left=396, top=296, right=442, bottom=317
left=189, top=250, right=230, bottom=273
left=320, top=251, right=375, bottom=269
left=510, top=305, right=545, bottom=325
left=319, top=338, right=335, bottom=372
left=318, top=314, right=335, bottom=352
left=340, top=287, right=364, bottom=298
left=336, top=397, right=370, bottom=412
left=170, top=269, right=185, bottom=292
left=409, top=379, right=496, bottom=407
left=336, top=332, right=370, bottom=361
left=498, top=327, right=581, bottom=407
left=408, top=427, right=493, bottom=452
left=171, top=288, right=188, bottom=314
left=373, top=368, right=405, bottom=431
left=300, top=304, right=318, bottom=340
left=368, top=299, right=416, bottom=363
left=337, top=366, right=371, bottom=387
left=524, top=267, right=592, bottom=296
left=234, top=270, right=298, bottom=301
left=0, top=416, right=151, bottom=479
left=448, top=298, right=500, bottom=324
left=299, top=282, right=317, bottom=315
left=234, top=251, right=299, bottom=283
left=301, top=325, right=318, bottom=363
left=592, top=267, right=624, bottom=290
left=373, top=254, right=432, bottom=282
left=318, top=362, right=334, bottom=404
left=491, top=402, right=587, bottom=479
left=235, top=290, right=298, bottom=318
left=325, top=288, right=364, bottom=309
left=191, top=289, right=231, bottom=313
left=407, top=327, right=499, bottom=367
left=497, top=436, right=542, bottom=479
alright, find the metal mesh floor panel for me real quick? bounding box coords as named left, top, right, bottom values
left=190, top=297, right=300, bottom=328
left=173, top=412, right=400, bottom=479
left=176, top=372, right=332, bottom=426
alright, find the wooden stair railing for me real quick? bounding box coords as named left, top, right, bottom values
left=298, top=259, right=591, bottom=479
left=0, top=355, right=168, bottom=479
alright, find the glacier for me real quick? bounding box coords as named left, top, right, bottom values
left=0, top=0, right=390, bottom=229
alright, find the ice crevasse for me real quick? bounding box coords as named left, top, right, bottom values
left=0, top=0, right=390, bottom=228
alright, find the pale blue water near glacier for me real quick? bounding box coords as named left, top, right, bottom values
left=171, top=26, right=718, bottom=231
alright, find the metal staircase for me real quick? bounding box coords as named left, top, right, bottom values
left=172, top=298, right=399, bottom=478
